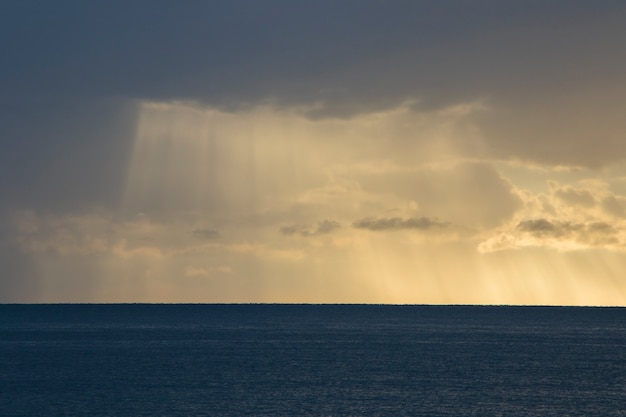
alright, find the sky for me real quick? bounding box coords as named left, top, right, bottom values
left=2, top=1, right=626, bottom=305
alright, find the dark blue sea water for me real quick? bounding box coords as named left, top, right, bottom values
left=1, top=304, right=625, bottom=416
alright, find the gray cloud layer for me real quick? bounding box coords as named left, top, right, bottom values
left=516, top=218, right=620, bottom=247
left=2, top=2, right=625, bottom=113
left=353, top=216, right=448, bottom=231
left=193, top=229, right=221, bottom=240
left=281, top=220, right=341, bottom=237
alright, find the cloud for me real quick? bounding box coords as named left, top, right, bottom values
left=483, top=82, right=626, bottom=168
left=553, top=186, right=596, bottom=208
left=3, top=2, right=624, bottom=119
left=353, top=216, right=448, bottom=231
left=10, top=210, right=163, bottom=257
left=517, top=219, right=582, bottom=237
left=193, top=228, right=220, bottom=240
left=5, top=2, right=626, bottom=304
left=315, top=219, right=342, bottom=234
left=477, top=175, right=626, bottom=253
left=356, top=162, right=523, bottom=229
left=602, top=195, right=626, bottom=218
left=280, top=219, right=341, bottom=237
left=517, top=218, right=618, bottom=242
left=480, top=217, right=622, bottom=253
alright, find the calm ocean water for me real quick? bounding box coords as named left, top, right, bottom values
left=1, top=304, right=625, bottom=416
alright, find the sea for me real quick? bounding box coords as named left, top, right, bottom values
left=1, top=304, right=625, bottom=416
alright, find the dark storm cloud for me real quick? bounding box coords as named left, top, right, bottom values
left=353, top=216, right=449, bottom=231
left=280, top=220, right=341, bottom=237
left=2, top=1, right=624, bottom=115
